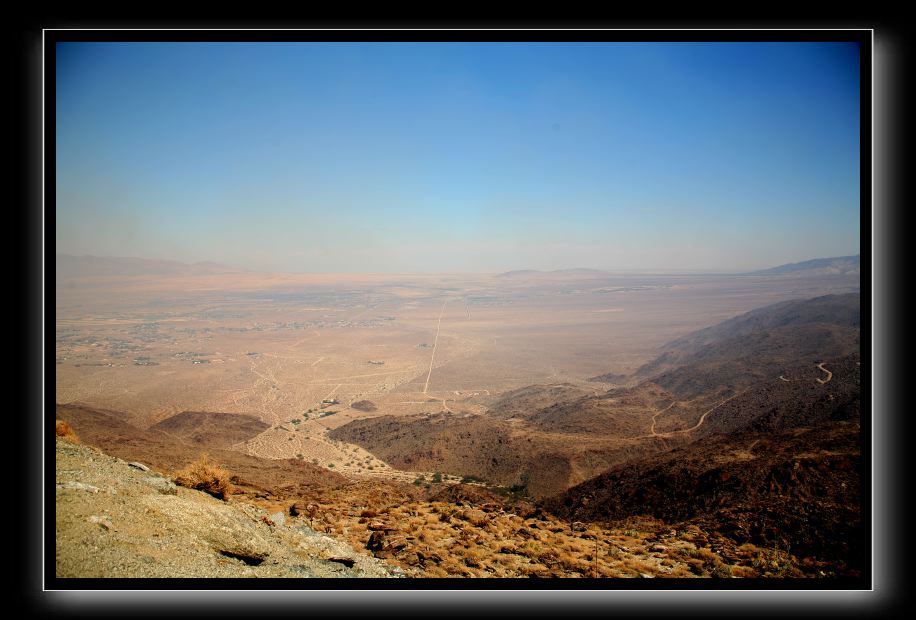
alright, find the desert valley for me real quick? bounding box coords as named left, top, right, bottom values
left=55, top=254, right=863, bottom=579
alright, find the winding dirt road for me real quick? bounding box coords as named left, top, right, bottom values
left=636, top=393, right=740, bottom=439
left=649, top=400, right=676, bottom=435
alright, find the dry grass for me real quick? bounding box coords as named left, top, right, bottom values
left=55, top=419, right=80, bottom=444
left=263, top=482, right=826, bottom=579
left=173, top=453, right=233, bottom=500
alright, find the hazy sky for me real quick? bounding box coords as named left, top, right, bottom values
left=56, top=41, right=861, bottom=273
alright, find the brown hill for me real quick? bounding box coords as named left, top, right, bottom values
left=56, top=403, right=348, bottom=500
left=148, top=410, right=270, bottom=449
left=328, top=411, right=669, bottom=499
left=542, top=417, right=862, bottom=575
left=487, top=383, right=597, bottom=421
left=590, top=293, right=860, bottom=392
left=349, top=400, right=378, bottom=412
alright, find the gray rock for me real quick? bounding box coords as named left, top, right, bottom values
left=270, top=512, right=286, bottom=527
left=143, top=476, right=178, bottom=495
left=129, top=462, right=150, bottom=472
left=58, top=481, right=100, bottom=493
left=88, top=515, right=112, bottom=530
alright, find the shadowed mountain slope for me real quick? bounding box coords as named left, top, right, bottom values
left=591, top=293, right=859, bottom=398
left=543, top=415, right=862, bottom=575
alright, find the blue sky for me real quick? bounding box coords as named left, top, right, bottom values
left=56, top=41, right=861, bottom=273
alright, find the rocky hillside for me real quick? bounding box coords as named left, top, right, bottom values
left=56, top=404, right=349, bottom=503
left=328, top=411, right=668, bottom=499
left=543, top=416, right=862, bottom=577
left=54, top=421, right=859, bottom=579
left=590, top=293, right=860, bottom=392
left=55, top=436, right=406, bottom=578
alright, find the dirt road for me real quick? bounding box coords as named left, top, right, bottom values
left=423, top=299, right=449, bottom=395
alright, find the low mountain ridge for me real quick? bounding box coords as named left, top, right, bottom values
left=56, top=404, right=348, bottom=498
left=542, top=417, right=862, bottom=575
left=590, top=293, right=860, bottom=395
left=749, top=255, right=860, bottom=276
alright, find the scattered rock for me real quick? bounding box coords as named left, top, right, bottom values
left=289, top=502, right=319, bottom=518
left=87, top=515, right=111, bottom=530
left=327, top=556, right=356, bottom=568
left=58, top=481, right=99, bottom=493
left=55, top=437, right=401, bottom=578
left=402, top=552, right=421, bottom=566
left=385, top=535, right=409, bottom=551
left=366, top=530, right=386, bottom=551
left=218, top=549, right=267, bottom=566
left=367, top=521, right=397, bottom=532
left=142, top=476, right=178, bottom=495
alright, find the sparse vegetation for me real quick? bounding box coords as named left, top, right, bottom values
left=55, top=257, right=860, bottom=580
left=55, top=419, right=80, bottom=443
left=173, top=453, right=232, bottom=500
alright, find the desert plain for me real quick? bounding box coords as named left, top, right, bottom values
left=56, top=264, right=860, bottom=484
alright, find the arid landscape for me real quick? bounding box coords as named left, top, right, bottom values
left=55, top=254, right=863, bottom=579
left=49, top=37, right=868, bottom=586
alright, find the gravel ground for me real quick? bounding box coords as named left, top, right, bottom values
left=55, top=438, right=406, bottom=578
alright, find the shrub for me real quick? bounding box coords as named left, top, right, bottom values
left=55, top=419, right=80, bottom=443
left=431, top=472, right=442, bottom=483
left=173, top=453, right=232, bottom=500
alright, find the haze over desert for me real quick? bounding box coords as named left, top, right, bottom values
left=49, top=37, right=868, bottom=586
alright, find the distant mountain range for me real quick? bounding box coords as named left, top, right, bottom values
left=496, top=256, right=860, bottom=278
left=496, top=268, right=609, bottom=278
left=55, top=254, right=241, bottom=280
left=748, top=255, right=860, bottom=276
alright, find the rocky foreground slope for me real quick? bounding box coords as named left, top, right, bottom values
left=55, top=437, right=405, bottom=578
